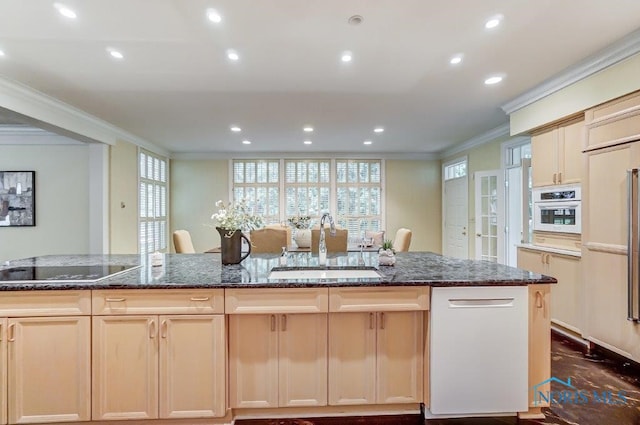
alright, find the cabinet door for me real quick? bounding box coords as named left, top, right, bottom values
left=0, top=318, right=6, bottom=425
left=278, top=314, right=327, bottom=407
left=8, top=316, right=90, bottom=424
left=328, top=312, right=376, bottom=405
left=548, top=254, right=582, bottom=334
left=528, top=285, right=551, bottom=412
left=159, top=315, right=226, bottom=418
left=531, top=128, right=558, bottom=187
left=517, top=248, right=546, bottom=274
left=376, top=311, right=423, bottom=404
left=92, top=316, right=158, bottom=420
left=228, top=314, right=278, bottom=408
left=559, top=120, right=583, bottom=185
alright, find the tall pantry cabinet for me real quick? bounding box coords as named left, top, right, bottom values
left=583, top=91, right=640, bottom=361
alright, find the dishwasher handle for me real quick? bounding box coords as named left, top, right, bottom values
left=448, top=298, right=515, bottom=308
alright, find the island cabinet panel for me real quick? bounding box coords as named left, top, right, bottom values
left=92, top=313, right=226, bottom=420
left=92, top=289, right=224, bottom=315
left=92, top=315, right=159, bottom=420
left=159, top=315, right=226, bottom=418
left=328, top=311, right=423, bottom=405
left=229, top=313, right=327, bottom=408
left=7, top=316, right=91, bottom=424
left=0, top=318, right=6, bottom=425
left=527, top=285, right=551, bottom=416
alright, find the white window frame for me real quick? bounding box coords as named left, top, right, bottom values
left=230, top=158, right=385, bottom=236
left=139, top=148, right=169, bottom=254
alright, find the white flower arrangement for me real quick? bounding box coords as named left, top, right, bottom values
left=211, top=199, right=264, bottom=234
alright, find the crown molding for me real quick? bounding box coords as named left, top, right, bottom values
left=0, top=125, right=85, bottom=145
left=0, top=76, right=169, bottom=157
left=439, top=123, right=510, bottom=159
left=502, top=27, right=640, bottom=115
left=171, top=151, right=441, bottom=161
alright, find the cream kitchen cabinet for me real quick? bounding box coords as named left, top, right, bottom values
left=226, top=287, right=328, bottom=408
left=328, top=311, right=423, bottom=405
left=327, top=286, right=428, bottom=406
left=524, top=284, right=551, bottom=419
left=583, top=141, right=640, bottom=362
left=517, top=247, right=582, bottom=335
left=91, top=289, right=226, bottom=421
left=531, top=118, right=583, bottom=187
left=0, top=291, right=91, bottom=425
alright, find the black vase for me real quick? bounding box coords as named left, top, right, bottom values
left=216, top=227, right=251, bottom=264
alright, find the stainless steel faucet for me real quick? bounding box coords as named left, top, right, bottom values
left=318, top=213, right=336, bottom=265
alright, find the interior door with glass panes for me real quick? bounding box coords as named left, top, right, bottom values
left=474, top=170, right=504, bottom=263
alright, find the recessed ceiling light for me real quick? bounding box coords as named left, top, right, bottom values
left=206, top=8, right=222, bottom=23
left=242, top=140, right=251, bottom=145
left=363, top=140, right=372, bottom=145
left=303, top=126, right=314, bottom=132
left=484, top=75, right=504, bottom=85
left=341, top=51, right=353, bottom=62
left=227, top=49, right=239, bottom=61
left=450, top=54, right=463, bottom=65
left=230, top=126, right=241, bottom=132
left=485, top=14, right=503, bottom=29
left=54, top=3, right=77, bottom=19
left=304, top=140, right=313, bottom=145
left=0, top=50, right=5, bottom=57
left=374, top=127, right=384, bottom=133
left=107, top=48, right=124, bottom=60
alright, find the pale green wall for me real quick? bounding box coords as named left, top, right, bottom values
left=169, top=159, right=442, bottom=253
left=385, top=160, right=441, bottom=252
left=0, top=144, right=90, bottom=263
left=109, top=140, right=139, bottom=254
left=170, top=159, right=229, bottom=253
left=443, top=137, right=508, bottom=259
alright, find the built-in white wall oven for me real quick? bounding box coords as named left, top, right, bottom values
left=532, top=185, right=581, bottom=234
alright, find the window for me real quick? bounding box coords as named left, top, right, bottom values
left=139, top=150, right=168, bottom=254
left=231, top=159, right=384, bottom=237
left=233, top=160, right=280, bottom=224
left=444, top=159, right=467, bottom=180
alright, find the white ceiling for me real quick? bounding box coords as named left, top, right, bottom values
left=1, top=0, right=640, bottom=155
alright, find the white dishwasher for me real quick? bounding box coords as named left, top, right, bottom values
left=429, top=286, right=528, bottom=416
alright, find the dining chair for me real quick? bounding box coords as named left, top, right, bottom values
left=393, top=228, right=412, bottom=252
left=249, top=228, right=289, bottom=254
left=173, top=229, right=196, bottom=253
left=310, top=228, right=348, bottom=253
left=265, top=223, right=292, bottom=246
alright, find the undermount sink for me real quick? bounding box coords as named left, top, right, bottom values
left=268, top=267, right=383, bottom=280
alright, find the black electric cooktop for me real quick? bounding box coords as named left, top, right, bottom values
left=0, top=265, right=139, bottom=283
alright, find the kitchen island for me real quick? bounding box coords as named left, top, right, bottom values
left=0, top=252, right=555, bottom=425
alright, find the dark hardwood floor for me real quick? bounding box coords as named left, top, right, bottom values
left=235, top=333, right=640, bottom=425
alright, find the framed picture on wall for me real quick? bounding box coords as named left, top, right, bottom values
left=0, top=171, right=36, bottom=227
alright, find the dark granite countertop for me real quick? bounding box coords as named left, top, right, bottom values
left=0, top=252, right=556, bottom=291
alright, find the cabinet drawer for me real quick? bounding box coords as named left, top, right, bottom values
left=0, top=290, right=91, bottom=316
left=329, top=286, right=430, bottom=312
left=225, top=288, right=328, bottom=314
left=92, top=289, right=224, bottom=315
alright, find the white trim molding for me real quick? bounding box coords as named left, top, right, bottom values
left=172, top=151, right=440, bottom=161
left=440, top=123, right=510, bottom=159
left=0, top=125, right=84, bottom=145
left=502, top=27, right=640, bottom=115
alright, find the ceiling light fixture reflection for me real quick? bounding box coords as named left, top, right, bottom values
left=230, top=126, right=241, bottom=132
left=303, top=126, right=314, bottom=132
left=341, top=51, right=353, bottom=62
left=484, top=75, right=503, bottom=85
left=227, top=49, right=239, bottom=61
left=107, top=48, right=124, bottom=60
left=363, top=140, right=372, bottom=145
left=54, top=3, right=77, bottom=19
left=304, top=140, right=313, bottom=145
left=450, top=54, right=463, bottom=65
left=242, top=140, right=251, bottom=145
left=485, top=14, right=503, bottom=29
left=374, top=127, right=384, bottom=133
left=206, top=8, right=222, bottom=23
